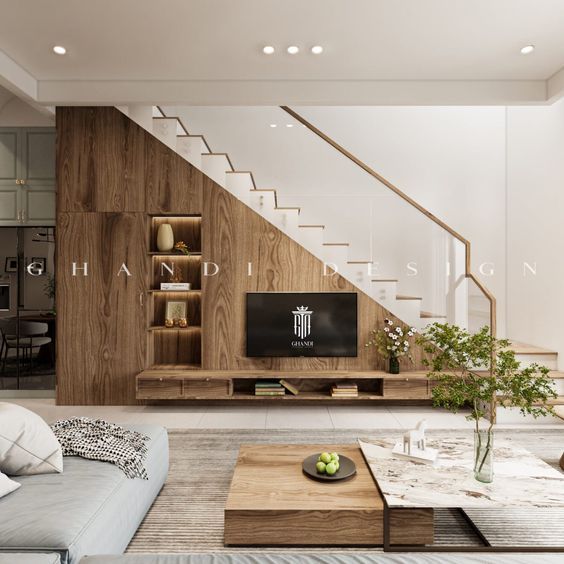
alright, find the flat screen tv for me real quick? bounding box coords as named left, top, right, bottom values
left=246, top=292, right=357, bottom=357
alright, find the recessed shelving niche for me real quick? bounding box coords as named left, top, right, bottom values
left=147, top=215, right=202, bottom=370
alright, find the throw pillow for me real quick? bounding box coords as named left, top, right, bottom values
left=0, top=471, right=20, bottom=499
left=0, top=402, right=63, bottom=475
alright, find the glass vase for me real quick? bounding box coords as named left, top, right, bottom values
left=388, top=356, right=400, bottom=374
left=474, top=429, right=494, bottom=483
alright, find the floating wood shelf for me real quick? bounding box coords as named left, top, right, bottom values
left=147, top=289, right=202, bottom=294
left=148, top=252, right=202, bottom=257
left=147, top=325, right=201, bottom=332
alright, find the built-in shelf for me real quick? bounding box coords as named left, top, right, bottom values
left=149, top=364, right=202, bottom=371
left=148, top=252, right=202, bottom=257
left=147, top=289, right=202, bottom=294
left=147, top=325, right=201, bottom=332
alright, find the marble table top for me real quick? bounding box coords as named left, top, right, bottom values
left=358, top=436, right=564, bottom=509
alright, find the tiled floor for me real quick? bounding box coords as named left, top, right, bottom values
left=6, top=398, right=564, bottom=430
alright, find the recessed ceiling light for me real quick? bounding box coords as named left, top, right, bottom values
left=311, top=45, right=324, bottom=55
left=520, top=44, right=535, bottom=55
left=53, top=45, right=67, bottom=55
left=287, top=45, right=299, bottom=55
left=269, top=124, right=277, bottom=128
left=286, top=124, right=294, bottom=128
left=262, top=45, right=275, bottom=55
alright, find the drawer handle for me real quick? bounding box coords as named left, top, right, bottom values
left=159, top=378, right=163, bottom=382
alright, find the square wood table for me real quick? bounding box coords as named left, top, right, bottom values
left=224, top=444, right=433, bottom=546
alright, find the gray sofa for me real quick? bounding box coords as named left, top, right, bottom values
left=0, top=425, right=168, bottom=564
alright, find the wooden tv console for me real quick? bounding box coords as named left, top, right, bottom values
left=135, top=369, right=434, bottom=402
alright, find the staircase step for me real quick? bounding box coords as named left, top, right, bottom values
left=201, top=153, right=234, bottom=171
left=396, top=295, right=422, bottom=301
left=347, top=260, right=372, bottom=264
left=201, top=154, right=233, bottom=187
left=323, top=243, right=349, bottom=246
left=226, top=170, right=257, bottom=189
left=178, top=134, right=211, bottom=152
left=153, top=116, right=187, bottom=136
left=299, top=224, right=325, bottom=229
left=225, top=172, right=255, bottom=202
left=371, top=278, right=398, bottom=282
left=554, top=406, right=564, bottom=421
left=420, top=311, right=447, bottom=319
left=152, top=117, right=179, bottom=149
left=249, top=189, right=277, bottom=215
left=508, top=341, right=558, bottom=356
left=176, top=136, right=205, bottom=168
left=297, top=224, right=325, bottom=249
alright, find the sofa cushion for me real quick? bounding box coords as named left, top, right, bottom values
left=0, top=553, right=60, bottom=564
left=0, top=402, right=63, bottom=475
left=0, top=424, right=168, bottom=564
left=0, top=471, right=20, bottom=499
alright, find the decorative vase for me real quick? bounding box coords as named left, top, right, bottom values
left=474, top=429, right=494, bottom=483
left=156, top=223, right=174, bottom=252
left=389, top=356, right=400, bottom=374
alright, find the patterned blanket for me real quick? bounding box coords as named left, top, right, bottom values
left=50, top=417, right=150, bottom=479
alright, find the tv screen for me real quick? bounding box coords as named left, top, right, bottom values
left=246, top=292, right=357, bottom=357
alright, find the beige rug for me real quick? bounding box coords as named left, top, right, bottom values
left=128, top=429, right=564, bottom=554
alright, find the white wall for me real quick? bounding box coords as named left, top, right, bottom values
left=507, top=99, right=564, bottom=368
left=0, top=85, right=54, bottom=126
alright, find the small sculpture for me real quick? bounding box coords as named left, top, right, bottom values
left=403, top=419, right=426, bottom=455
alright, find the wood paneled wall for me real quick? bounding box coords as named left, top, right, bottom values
left=201, top=177, right=428, bottom=372
left=57, top=106, right=427, bottom=405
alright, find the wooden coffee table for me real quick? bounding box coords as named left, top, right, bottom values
left=224, top=444, right=433, bottom=546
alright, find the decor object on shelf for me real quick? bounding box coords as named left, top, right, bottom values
left=178, top=317, right=188, bottom=328
left=418, top=323, right=556, bottom=483
left=255, top=381, right=285, bottom=396
left=160, top=282, right=191, bottom=291
left=392, top=419, right=438, bottom=464
left=366, top=318, right=416, bottom=374
left=279, top=379, right=300, bottom=395
left=165, top=300, right=187, bottom=325
left=43, top=273, right=56, bottom=314
left=0, top=402, right=63, bottom=475
left=302, top=451, right=357, bottom=482
left=156, top=223, right=174, bottom=252
left=4, top=257, right=17, bottom=273
left=173, top=241, right=190, bottom=255
left=164, top=318, right=174, bottom=328
left=331, top=383, right=358, bottom=397
left=169, top=262, right=183, bottom=283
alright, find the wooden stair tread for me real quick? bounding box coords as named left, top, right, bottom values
left=553, top=406, right=564, bottom=420
left=323, top=242, right=350, bottom=246
left=396, top=295, right=422, bottom=301
left=347, top=260, right=372, bottom=264
left=275, top=207, right=301, bottom=211
left=506, top=341, right=558, bottom=356
left=298, top=224, right=325, bottom=228
left=420, top=311, right=447, bottom=319
left=371, top=278, right=398, bottom=282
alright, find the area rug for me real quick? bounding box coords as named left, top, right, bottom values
left=127, top=428, right=564, bottom=554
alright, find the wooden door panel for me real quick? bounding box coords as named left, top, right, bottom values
left=56, top=212, right=147, bottom=404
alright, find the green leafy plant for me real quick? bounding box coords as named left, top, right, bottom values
left=418, top=323, right=556, bottom=479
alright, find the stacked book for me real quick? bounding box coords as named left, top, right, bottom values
left=331, top=383, right=359, bottom=398
left=255, top=381, right=285, bottom=396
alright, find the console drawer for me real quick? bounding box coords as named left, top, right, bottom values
left=384, top=379, right=429, bottom=399
left=184, top=379, right=231, bottom=398
left=137, top=377, right=183, bottom=399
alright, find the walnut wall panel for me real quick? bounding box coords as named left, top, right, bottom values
left=56, top=212, right=147, bottom=405
left=201, top=178, right=427, bottom=372
left=57, top=107, right=146, bottom=212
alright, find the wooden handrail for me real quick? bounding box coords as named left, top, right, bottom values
left=281, top=105, right=496, bottom=336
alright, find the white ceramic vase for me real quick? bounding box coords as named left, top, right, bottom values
left=156, top=223, right=174, bottom=252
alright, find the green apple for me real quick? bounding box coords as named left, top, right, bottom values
left=330, top=452, right=339, bottom=461
left=316, top=461, right=326, bottom=474
left=325, top=461, right=337, bottom=475
left=333, top=460, right=340, bottom=471
left=319, top=452, right=332, bottom=464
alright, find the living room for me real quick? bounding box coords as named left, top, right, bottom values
left=1, top=1, right=564, bottom=563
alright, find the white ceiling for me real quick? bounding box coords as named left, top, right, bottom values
left=1, top=0, right=563, bottom=105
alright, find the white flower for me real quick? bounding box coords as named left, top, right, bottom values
left=407, top=331, right=413, bottom=337
left=410, top=328, right=416, bottom=333
left=387, top=346, right=391, bottom=350
left=395, top=327, right=401, bottom=334
left=386, top=319, right=393, bottom=326
left=384, top=327, right=389, bottom=332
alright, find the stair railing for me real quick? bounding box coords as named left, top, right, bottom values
left=281, top=105, right=496, bottom=337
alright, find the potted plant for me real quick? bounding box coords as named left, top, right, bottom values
left=418, top=323, right=556, bottom=483
left=366, top=318, right=416, bottom=374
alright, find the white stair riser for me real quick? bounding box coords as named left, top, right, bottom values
left=552, top=380, right=564, bottom=395
left=392, top=301, right=422, bottom=328
left=152, top=118, right=178, bottom=149
left=225, top=174, right=254, bottom=203
left=249, top=192, right=277, bottom=219
left=272, top=210, right=299, bottom=235
left=514, top=354, right=558, bottom=370
left=126, top=105, right=154, bottom=131
left=341, top=265, right=372, bottom=293
left=297, top=228, right=324, bottom=250
left=201, top=155, right=230, bottom=187
left=176, top=137, right=204, bottom=168
left=321, top=246, right=349, bottom=267
left=370, top=281, right=399, bottom=305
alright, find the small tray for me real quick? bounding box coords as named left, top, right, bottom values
left=302, top=453, right=357, bottom=482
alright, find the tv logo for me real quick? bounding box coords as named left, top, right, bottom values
left=292, top=306, right=313, bottom=340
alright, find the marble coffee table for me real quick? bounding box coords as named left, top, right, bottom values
left=359, top=436, right=564, bottom=552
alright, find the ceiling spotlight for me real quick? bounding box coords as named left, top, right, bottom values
left=53, top=45, right=67, bottom=55
left=287, top=45, right=299, bottom=55
left=269, top=124, right=277, bottom=128
left=520, top=44, right=535, bottom=55
left=262, top=45, right=275, bottom=55
left=311, top=45, right=324, bottom=55
left=286, top=124, right=294, bottom=128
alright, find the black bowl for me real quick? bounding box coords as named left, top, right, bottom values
left=302, top=453, right=357, bottom=482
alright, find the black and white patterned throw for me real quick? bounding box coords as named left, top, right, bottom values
left=50, top=417, right=150, bottom=479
